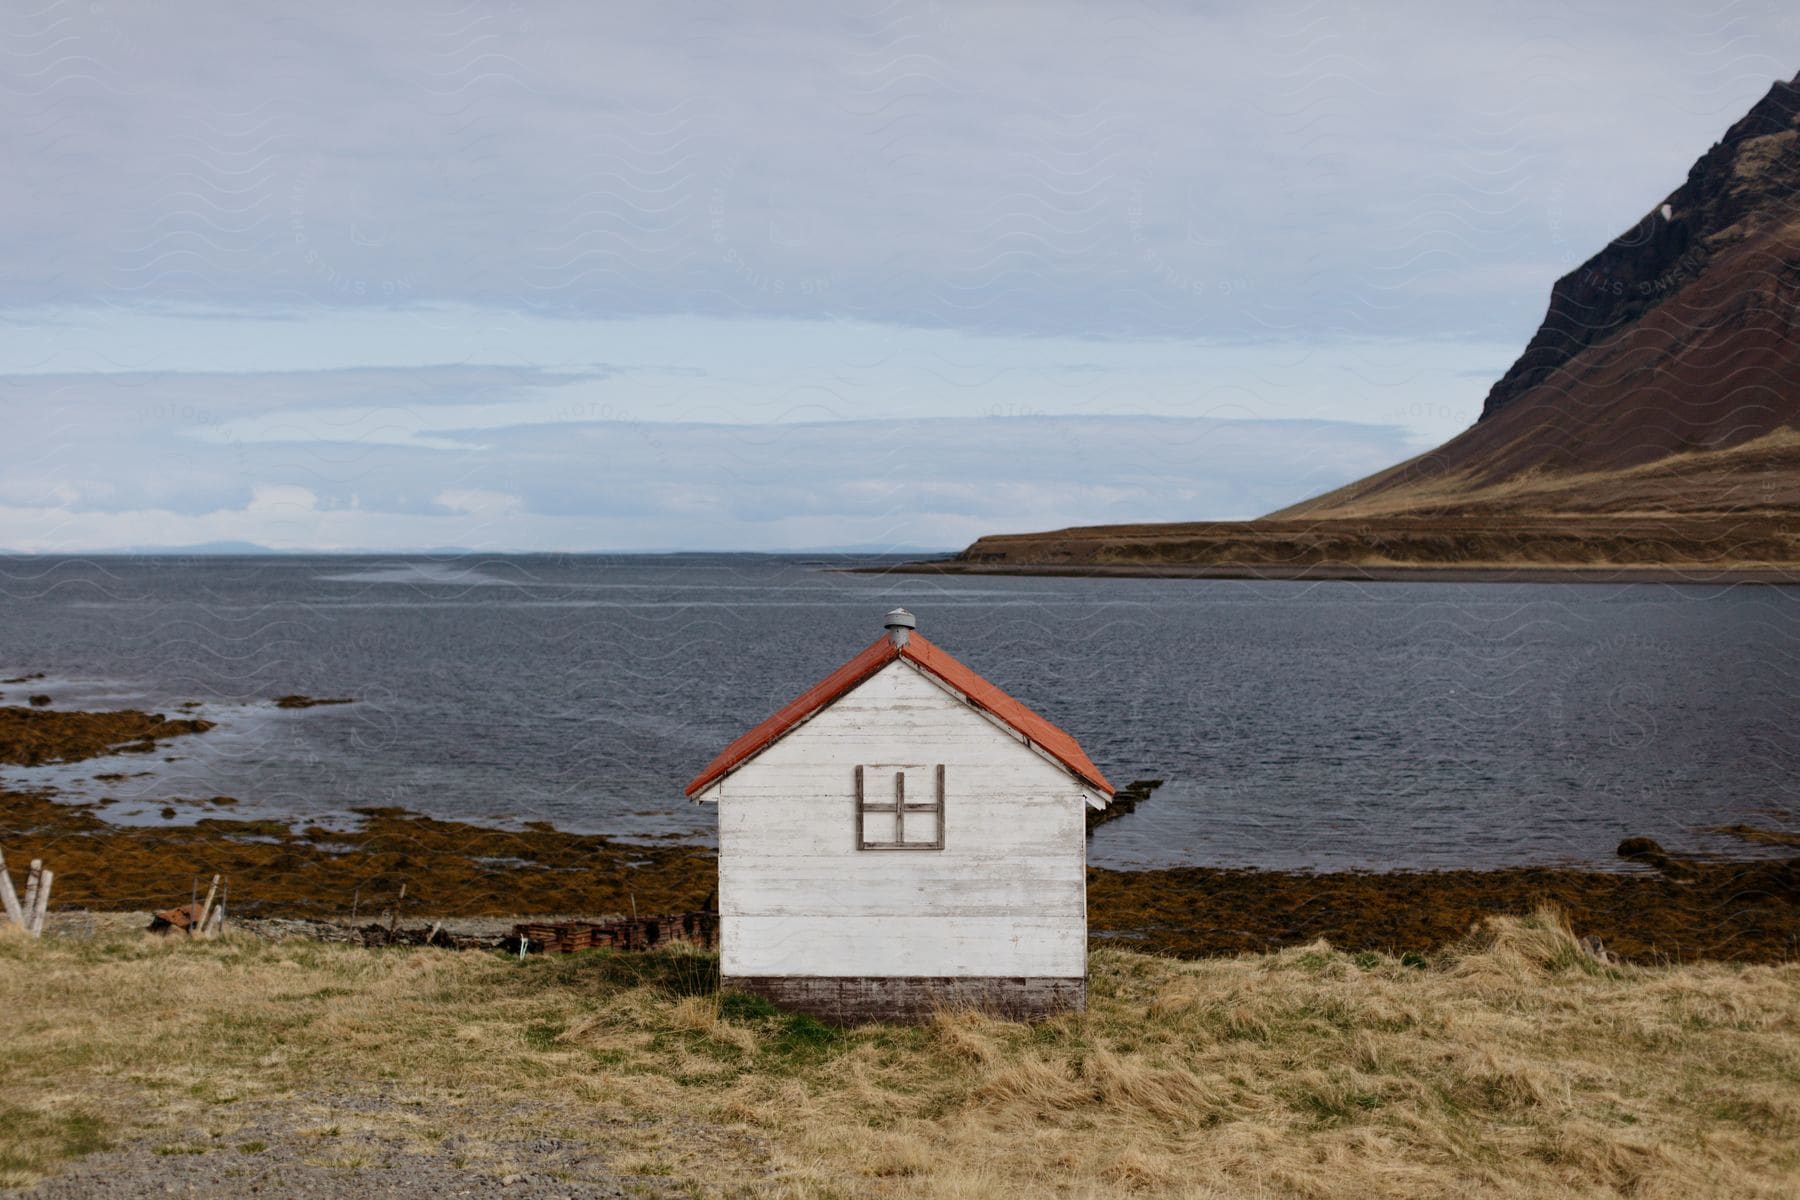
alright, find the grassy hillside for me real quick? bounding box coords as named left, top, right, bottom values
left=939, top=513, right=1800, bottom=576
left=1269, top=428, right=1800, bottom=521
left=2, top=909, right=1795, bottom=1198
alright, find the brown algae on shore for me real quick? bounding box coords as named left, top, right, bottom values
left=1707, top=824, right=1800, bottom=849
left=1087, top=855, right=1797, bottom=963
left=0, top=702, right=1792, bottom=961
left=0, top=790, right=716, bottom=919
left=0, top=707, right=215, bottom=767
left=2, top=787, right=1794, bottom=962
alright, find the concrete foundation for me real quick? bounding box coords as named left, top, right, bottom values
left=723, top=974, right=1086, bottom=1024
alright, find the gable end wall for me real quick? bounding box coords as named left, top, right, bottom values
left=714, top=659, right=1091, bottom=983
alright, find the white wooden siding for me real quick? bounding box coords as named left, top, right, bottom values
left=711, top=658, right=1091, bottom=979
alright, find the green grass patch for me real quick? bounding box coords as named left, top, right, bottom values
left=0, top=1104, right=111, bottom=1186
left=719, top=990, right=780, bottom=1021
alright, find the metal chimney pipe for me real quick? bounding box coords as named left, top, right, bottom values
left=883, top=607, right=915, bottom=647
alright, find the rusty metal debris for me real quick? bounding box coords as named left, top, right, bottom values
left=147, top=873, right=225, bottom=936
left=510, top=912, right=717, bottom=955
left=148, top=903, right=205, bottom=933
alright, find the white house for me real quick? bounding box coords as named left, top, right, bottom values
left=685, top=608, right=1114, bottom=1023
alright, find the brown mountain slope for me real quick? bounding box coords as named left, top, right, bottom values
left=1276, top=72, right=1800, bottom=520
left=905, top=75, right=1800, bottom=580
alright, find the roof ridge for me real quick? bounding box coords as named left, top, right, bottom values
left=684, top=630, right=1111, bottom=798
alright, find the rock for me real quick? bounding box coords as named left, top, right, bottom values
left=28, top=694, right=51, bottom=707
left=1087, top=778, right=1163, bottom=835
left=1615, top=836, right=1700, bottom=880
left=1477, top=74, right=1800, bottom=425
left=1616, top=837, right=1666, bottom=861
left=1272, top=71, right=1800, bottom=520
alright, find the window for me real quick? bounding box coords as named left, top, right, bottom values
left=856, top=764, right=944, bottom=850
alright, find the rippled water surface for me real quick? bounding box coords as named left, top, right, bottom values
left=2, top=554, right=1794, bottom=870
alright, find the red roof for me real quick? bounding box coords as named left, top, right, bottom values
left=684, top=632, right=1113, bottom=798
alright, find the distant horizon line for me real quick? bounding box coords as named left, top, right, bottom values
left=0, top=545, right=962, bottom=559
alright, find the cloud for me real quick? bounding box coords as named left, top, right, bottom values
left=0, top=345, right=1496, bottom=550
left=245, top=484, right=318, bottom=513
left=436, top=489, right=525, bottom=517
left=8, top=5, right=1795, bottom=551
left=0, top=407, right=1410, bottom=553
left=2, top=322, right=1516, bottom=443
left=3, top=4, right=1794, bottom=342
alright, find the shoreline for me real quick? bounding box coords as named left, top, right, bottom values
left=5, top=787, right=1793, bottom=964
left=886, top=513, right=1800, bottom=585
left=855, top=560, right=1800, bottom=585
left=4, top=704, right=1794, bottom=964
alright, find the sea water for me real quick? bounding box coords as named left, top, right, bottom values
left=1, top=554, right=1793, bottom=871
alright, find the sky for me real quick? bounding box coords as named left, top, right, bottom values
left=4, top=2, right=1796, bottom=552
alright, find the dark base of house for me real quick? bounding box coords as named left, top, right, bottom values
left=723, top=975, right=1086, bottom=1024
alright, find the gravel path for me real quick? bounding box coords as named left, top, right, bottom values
left=25, top=1093, right=706, bottom=1200
left=18, top=916, right=757, bottom=1196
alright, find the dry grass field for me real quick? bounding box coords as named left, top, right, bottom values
left=1, top=908, right=1795, bottom=1198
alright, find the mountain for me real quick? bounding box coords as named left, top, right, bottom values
left=1276, top=72, right=1800, bottom=520
left=899, top=75, right=1800, bottom=579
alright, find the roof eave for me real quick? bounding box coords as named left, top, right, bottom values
left=681, top=636, right=902, bottom=797
left=892, top=654, right=1116, bottom=797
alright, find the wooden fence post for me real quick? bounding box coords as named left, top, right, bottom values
left=0, top=848, right=23, bottom=929
left=22, top=860, right=42, bottom=922
left=28, top=868, right=51, bottom=938
left=195, top=874, right=221, bottom=937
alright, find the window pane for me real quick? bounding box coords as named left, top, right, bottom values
left=863, top=808, right=898, bottom=846
left=903, top=810, right=939, bottom=846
